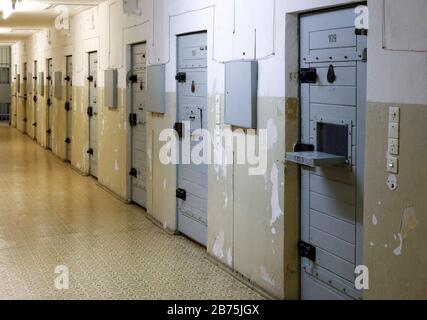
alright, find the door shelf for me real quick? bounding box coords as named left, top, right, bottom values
left=285, top=151, right=346, bottom=168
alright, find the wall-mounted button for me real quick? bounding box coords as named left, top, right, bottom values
left=389, top=107, right=400, bottom=123
left=388, top=122, right=400, bottom=139
left=387, top=156, right=399, bottom=174
left=388, top=138, right=399, bottom=155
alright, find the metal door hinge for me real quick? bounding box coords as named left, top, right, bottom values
left=87, top=148, right=94, bottom=155
left=174, top=122, right=183, bottom=139
left=355, top=28, right=368, bottom=36
left=298, top=241, right=316, bottom=262
left=176, top=188, right=187, bottom=201
left=129, top=113, right=137, bottom=127
left=300, top=68, right=317, bottom=84
left=175, top=72, right=186, bottom=83
left=129, top=168, right=137, bottom=178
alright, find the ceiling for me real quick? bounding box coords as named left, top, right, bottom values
left=0, top=0, right=106, bottom=43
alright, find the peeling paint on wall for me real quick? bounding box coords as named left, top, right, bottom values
left=212, top=232, right=225, bottom=260
left=260, top=265, right=275, bottom=286
left=270, top=162, right=283, bottom=226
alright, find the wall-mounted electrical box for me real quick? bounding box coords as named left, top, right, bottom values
left=225, top=60, right=258, bottom=129
left=146, top=64, right=165, bottom=114
left=38, top=72, right=44, bottom=96
left=104, top=69, right=118, bottom=108
left=54, top=71, right=62, bottom=99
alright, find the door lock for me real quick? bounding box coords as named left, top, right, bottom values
left=129, top=113, right=137, bottom=127
left=129, top=168, right=138, bottom=178
left=65, top=137, right=71, bottom=144
left=129, top=74, right=138, bottom=83
left=175, top=72, right=186, bottom=83
left=46, top=129, right=52, bottom=134
left=32, top=123, right=37, bottom=127
left=33, top=96, right=37, bottom=103
left=176, top=188, right=187, bottom=201
left=298, top=241, right=316, bottom=262
left=65, top=102, right=71, bottom=111
left=87, top=75, right=94, bottom=82
left=47, top=98, right=52, bottom=106
left=87, top=148, right=94, bottom=155
left=300, top=68, right=317, bottom=84
left=64, top=76, right=71, bottom=82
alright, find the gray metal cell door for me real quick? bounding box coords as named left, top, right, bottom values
left=23, top=62, right=28, bottom=133
left=88, top=52, right=98, bottom=178
left=176, top=32, right=208, bottom=246
left=32, top=61, right=38, bottom=139
left=65, top=56, right=73, bottom=162
left=299, top=8, right=367, bottom=300
left=46, top=58, right=53, bottom=149
left=129, top=43, right=147, bottom=208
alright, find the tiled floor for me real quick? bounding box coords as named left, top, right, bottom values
left=0, top=123, right=262, bottom=300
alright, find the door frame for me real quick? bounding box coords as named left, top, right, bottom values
left=126, top=41, right=148, bottom=207
left=65, top=55, right=73, bottom=163
left=294, top=3, right=368, bottom=299
left=175, top=30, right=209, bottom=246
left=87, top=50, right=98, bottom=178
left=46, top=58, right=53, bottom=149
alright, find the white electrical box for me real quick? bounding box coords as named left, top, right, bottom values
left=224, top=60, right=258, bottom=129
left=54, top=71, right=62, bottom=99
left=146, top=64, right=165, bottom=114
left=104, top=69, right=118, bottom=108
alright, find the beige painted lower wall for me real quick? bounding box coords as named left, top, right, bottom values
left=364, top=102, right=427, bottom=300
left=11, top=83, right=296, bottom=299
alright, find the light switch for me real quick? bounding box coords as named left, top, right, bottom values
left=389, top=107, right=400, bottom=123
left=387, top=156, right=399, bottom=174
left=388, top=138, right=399, bottom=155
left=388, top=122, right=400, bottom=139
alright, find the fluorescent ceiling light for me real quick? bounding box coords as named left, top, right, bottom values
left=1, top=1, right=50, bottom=19
left=0, top=28, right=12, bottom=33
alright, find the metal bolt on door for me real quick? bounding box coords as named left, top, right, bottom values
left=176, top=32, right=208, bottom=246
left=46, top=58, right=53, bottom=149
left=129, top=43, right=148, bottom=208
left=65, top=56, right=73, bottom=162
left=88, top=52, right=98, bottom=178
left=298, top=7, right=367, bottom=300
